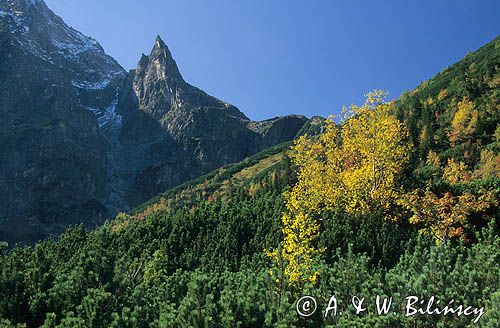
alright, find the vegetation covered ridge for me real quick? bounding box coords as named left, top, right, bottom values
left=0, top=36, right=499, bottom=327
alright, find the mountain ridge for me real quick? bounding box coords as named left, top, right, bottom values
left=0, top=0, right=308, bottom=244
left=0, top=4, right=497, bottom=326
left=126, top=36, right=499, bottom=229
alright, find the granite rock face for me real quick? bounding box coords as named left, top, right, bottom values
left=0, top=0, right=308, bottom=244
left=0, top=0, right=125, bottom=243
left=116, top=36, right=307, bottom=204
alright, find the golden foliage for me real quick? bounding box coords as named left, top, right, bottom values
left=289, top=90, right=411, bottom=216
left=270, top=91, right=411, bottom=287
left=110, top=212, right=132, bottom=232
left=449, top=97, right=479, bottom=144
left=420, top=125, right=428, bottom=144
left=437, top=88, right=448, bottom=101
left=426, top=150, right=441, bottom=167
left=135, top=200, right=170, bottom=221
left=443, top=158, right=473, bottom=184
left=487, top=77, right=500, bottom=89
left=474, top=149, right=500, bottom=179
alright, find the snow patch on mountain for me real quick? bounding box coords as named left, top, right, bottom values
left=52, top=39, right=97, bottom=56
left=84, top=88, right=123, bottom=129
left=100, top=90, right=122, bottom=129
left=1, top=0, right=124, bottom=80
left=72, top=78, right=112, bottom=90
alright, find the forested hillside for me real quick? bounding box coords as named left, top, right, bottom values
left=0, top=38, right=498, bottom=327
left=395, top=36, right=499, bottom=185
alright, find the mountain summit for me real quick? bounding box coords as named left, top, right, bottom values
left=0, top=1, right=308, bottom=244
left=114, top=36, right=307, bottom=211
left=146, top=35, right=184, bottom=82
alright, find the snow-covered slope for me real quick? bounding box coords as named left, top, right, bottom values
left=0, top=0, right=126, bottom=127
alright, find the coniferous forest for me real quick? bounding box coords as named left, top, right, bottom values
left=0, top=6, right=499, bottom=328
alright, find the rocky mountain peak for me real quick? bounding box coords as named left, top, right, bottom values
left=138, top=52, right=149, bottom=64
left=130, top=35, right=251, bottom=122
left=0, top=0, right=45, bottom=13
left=154, top=34, right=166, bottom=48
left=0, top=0, right=47, bottom=30
left=0, top=1, right=308, bottom=244
left=147, top=34, right=183, bottom=81
left=1, top=0, right=125, bottom=91
left=136, top=53, right=150, bottom=75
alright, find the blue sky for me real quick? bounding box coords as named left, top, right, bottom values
left=45, top=0, right=499, bottom=121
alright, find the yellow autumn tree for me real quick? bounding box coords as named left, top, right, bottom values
left=427, top=150, right=441, bottom=167
left=338, top=91, right=412, bottom=214
left=449, top=96, right=479, bottom=144
left=443, top=158, right=473, bottom=184
left=269, top=91, right=411, bottom=287
left=474, top=149, right=500, bottom=179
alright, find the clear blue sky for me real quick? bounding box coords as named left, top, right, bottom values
left=45, top=0, right=499, bottom=121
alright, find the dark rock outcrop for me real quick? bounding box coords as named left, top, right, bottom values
left=0, top=0, right=124, bottom=243
left=114, top=36, right=307, bottom=204
left=0, top=1, right=308, bottom=244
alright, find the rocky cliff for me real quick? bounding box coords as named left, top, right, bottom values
left=0, top=0, right=307, bottom=244
left=0, top=0, right=125, bottom=243
left=114, top=36, right=307, bottom=206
